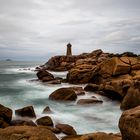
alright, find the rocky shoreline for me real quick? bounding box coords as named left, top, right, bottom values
left=0, top=49, right=140, bottom=140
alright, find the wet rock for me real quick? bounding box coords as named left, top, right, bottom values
left=68, top=87, right=85, bottom=96
left=132, top=64, right=140, bottom=70
left=42, top=106, right=53, bottom=114
left=15, top=106, right=36, bottom=118
left=0, top=104, right=12, bottom=124
left=119, top=106, right=140, bottom=140
left=49, top=88, right=77, bottom=101
left=98, top=57, right=131, bottom=77
left=67, top=64, right=96, bottom=84
left=77, top=99, right=103, bottom=105
left=62, top=135, right=82, bottom=140
left=39, top=126, right=61, bottom=134
left=55, top=123, right=77, bottom=135
left=102, top=85, right=123, bottom=101
left=11, top=119, right=36, bottom=126
left=36, top=70, right=54, bottom=82
left=0, top=126, right=58, bottom=140
left=62, top=132, right=121, bottom=140
left=84, top=84, right=99, bottom=91
left=45, top=56, right=77, bottom=71
left=121, top=81, right=140, bottom=110
left=0, top=119, right=10, bottom=128
left=36, top=116, right=53, bottom=127
left=35, top=66, right=41, bottom=71
left=46, top=79, right=61, bottom=84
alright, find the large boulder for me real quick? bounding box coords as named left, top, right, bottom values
left=85, top=79, right=132, bottom=101
left=36, top=70, right=54, bottom=82
left=55, top=123, right=77, bottom=135
left=11, top=119, right=36, bottom=126
left=15, top=106, right=36, bottom=118
left=0, top=126, right=58, bottom=140
left=0, top=104, right=12, bottom=124
left=97, top=57, right=131, bottom=77
left=119, top=106, right=140, bottom=140
left=49, top=88, right=77, bottom=101
left=36, top=116, right=53, bottom=127
left=67, top=64, right=96, bottom=84
left=62, top=132, right=121, bottom=140
left=121, top=81, right=140, bottom=110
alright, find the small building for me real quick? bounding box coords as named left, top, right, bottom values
left=66, top=43, right=72, bottom=56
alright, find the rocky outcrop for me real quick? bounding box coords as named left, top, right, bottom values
left=49, top=88, right=77, bottom=101
left=36, top=116, right=54, bottom=127
left=0, top=104, right=12, bottom=128
left=119, top=106, right=140, bottom=140
left=45, top=56, right=77, bottom=71
left=0, top=126, right=58, bottom=140
left=66, top=51, right=110, bottom=84
left=62, top=132, right=121, bottom=140
left=67, top=56, right=140, bottom=84
left=45, top=49, right=103, bottom=72
left=15, top=106, right=36, bottom=118
left=90, top=56, right=140, bottom=84
left=55, top=123, right=77, bottom=135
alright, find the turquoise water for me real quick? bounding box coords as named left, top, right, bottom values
left=0, top=61, right=122, bottom=134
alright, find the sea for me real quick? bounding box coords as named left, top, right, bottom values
left=0, top=60, right=122, bottom=134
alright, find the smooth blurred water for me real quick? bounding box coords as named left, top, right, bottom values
left=0, top=61, right=122, bottom=134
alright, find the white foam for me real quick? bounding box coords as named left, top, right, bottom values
left=3, top=67, right=35, bottom=74
left=0, top=68, right=122, bottom=134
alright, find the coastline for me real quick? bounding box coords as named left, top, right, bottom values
left=0, top=49, right=140, bottom=139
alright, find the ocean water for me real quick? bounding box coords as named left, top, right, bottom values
left=0, top=61, right=122, bottom=134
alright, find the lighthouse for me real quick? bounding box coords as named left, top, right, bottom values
left=66, top=43, right=72, bottom=56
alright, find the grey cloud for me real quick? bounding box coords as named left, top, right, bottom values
left=0, top=0, right=140, bottom=60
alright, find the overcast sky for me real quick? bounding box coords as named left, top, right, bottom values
left=0, top=0, right=140, bottom=60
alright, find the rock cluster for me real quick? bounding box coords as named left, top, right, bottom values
left=49, top=88, right=77, bottom=101
left=1, top=99, right=140, bottom=139
left=33, top=49, right=140, bottom=140
left=36, top=69, right=61, bottom=84
left=67, top=56, right=140, bottom=84
left=0, top=104, right=78, bottom=139
left=45, top=49, right=104, bottom=72
left=2, top=49, right=140, bottom=139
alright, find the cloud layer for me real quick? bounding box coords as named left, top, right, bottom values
left=0, top=0, right=140, bottom=60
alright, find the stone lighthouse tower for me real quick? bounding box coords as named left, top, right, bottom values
left=66, top=43, right=72, bottom=56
